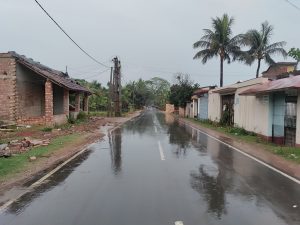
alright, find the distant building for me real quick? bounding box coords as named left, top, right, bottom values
left=262, top=62, right=297, bottom=80
left=0, top=52, right=91, bottom=126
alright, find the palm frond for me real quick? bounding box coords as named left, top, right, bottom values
left=266, top=47, right=288, bottom=57
left=193, top=40, right=212, bottom=49
left=264, top=54, right=275, bottom=65
left=265, top=41, right=286, bottom=51
left=193, top=49, right=217, bottom=63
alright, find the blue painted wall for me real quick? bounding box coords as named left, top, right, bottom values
left=272, top=92, right=285, bottom=137
left=198, top=94, right=209, bottom=120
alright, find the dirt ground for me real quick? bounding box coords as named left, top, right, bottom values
left=0, top=111, right=141, bottom=194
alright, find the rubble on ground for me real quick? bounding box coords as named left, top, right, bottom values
left=0, top=138, right=50, bottom=158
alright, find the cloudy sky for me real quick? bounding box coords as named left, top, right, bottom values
left=0, top=0, right=299, bottom=86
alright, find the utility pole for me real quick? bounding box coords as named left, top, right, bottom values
left=112, top=57, right=122, bottom=117
left=107, top=67, right=113, bottom=117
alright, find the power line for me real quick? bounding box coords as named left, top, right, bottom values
left=285, top=0, right=300, bottom=11
left=34, top=0, right=110, bottom=68
left=75, top=68, right=111, bottom=80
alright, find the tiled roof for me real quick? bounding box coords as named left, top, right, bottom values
left=8, top=51, right=91, bottom=94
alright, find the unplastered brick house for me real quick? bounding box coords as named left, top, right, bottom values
left=0, top=52, right=91, bottom=126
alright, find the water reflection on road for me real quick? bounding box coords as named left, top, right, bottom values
left=0, top=109, right=299, bottom=225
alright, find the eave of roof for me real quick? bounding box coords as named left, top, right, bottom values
left=239, top=75, right=300, bottom=95
left=213, top=87, right=237, bottom=94
left=8, top=52, right=91, bottom=94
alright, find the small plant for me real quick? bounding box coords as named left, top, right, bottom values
left=41, top=127, right=53, bottom=132
left=228, top=127, right=248, bottom=136
left=77, top=111, right=88, bottom=122
left=67, top=116, right=76, bottom=124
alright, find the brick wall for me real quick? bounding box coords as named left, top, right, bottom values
left=75, top=94, right=80, bottom=112
left=63, top=89, right=69, bottom=115
left=0, top=56, right=16, bottom=121
left=45, top=80, right=53, bottom=125
left=83, top=94, right=89, bottom=112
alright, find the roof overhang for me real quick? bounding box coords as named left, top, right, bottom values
left=213, top=87, right=237, bottom=95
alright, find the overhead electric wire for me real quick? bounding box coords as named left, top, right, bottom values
left=81, top=68, right=111, bottom=80
left=34, top=0, right=110, bottom=68
left=285, top=0, right=300, bottom=11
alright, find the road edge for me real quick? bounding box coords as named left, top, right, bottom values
left=0, top=110, right=143, bottom=210
left=176, top=116, right=300, bottom=183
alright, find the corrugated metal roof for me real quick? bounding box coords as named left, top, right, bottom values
left=194, top=87, right=210, bottom=95
left=239, top=75, right=300, bottom=95
left=213, top=87, right=237, bottom=94
left=8, top=51, right=91, bottom=94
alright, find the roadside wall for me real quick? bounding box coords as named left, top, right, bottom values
left=295, top=91, right=300, bottom=147
left=179, top=107, right=185, bottom=117
left=165, top=104, right=175, bottom=114
left=208, top=91, right=221, bottom=122
left=234, top=87, right=270, bottom=137
left=0, top=55, right=16, bottom=121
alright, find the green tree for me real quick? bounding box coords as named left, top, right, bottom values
left=76, top=79, right=108, bottom=111
left=288, top=48, right=300, bottom=71
left=193, top=14, right=242, bottom=87
left=147, top=77, right=170, bottom=109
left=169, top=74, right=199, bottom=107
left=241, top=21, right=287, bottom=77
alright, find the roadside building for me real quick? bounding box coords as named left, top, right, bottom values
left=0, top=52, right=91, bottom=126
left=240, top=74, right=300, bottom=146
left=192, top=86, right=215, bottom=120
left=208, top=78, right=269, bottom=127
left=262, top=62, right=297, bottom=80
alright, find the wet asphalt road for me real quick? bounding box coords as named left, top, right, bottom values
left=0, top=109, right=300, bottom=225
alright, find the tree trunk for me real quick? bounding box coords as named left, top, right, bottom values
left=220, top=57, right=224, bottom=87
left=256, top=59, right=261, bottom=78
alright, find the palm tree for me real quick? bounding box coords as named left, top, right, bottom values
left=241, top=22, right=287, bottom=78
left=193, top=14, right=242, bottom=87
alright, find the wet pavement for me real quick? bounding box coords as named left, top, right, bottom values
left=0, top=109, right=299, bottom=225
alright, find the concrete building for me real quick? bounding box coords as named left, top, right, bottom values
left=240, top=75, right=300, bottom=146
left=0, top=52, right=91, bottom=126
left=262, top=62, right=297, bottom=80
left=208, top=78, right=269, bottom=127
left=194, top=87, right=215, bottom=120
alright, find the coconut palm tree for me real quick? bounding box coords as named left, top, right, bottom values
left=193, top=14, right=242, bottom=87
left=241, top=21, right=287, bottom=78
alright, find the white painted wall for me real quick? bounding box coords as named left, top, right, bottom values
left=234, top=87, right=270, bottom=136
left=208, top=77, right=270, bottom=136
left=296, top=91, right=300, bottom=146
left=208, top=91, right=221, bottom=122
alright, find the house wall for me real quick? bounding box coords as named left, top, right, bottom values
left=234, top=87, right=270, bottom=136
left=16, top=63, right=46, bottom=119
left=53, top=84, right=64, bottom=115
left=296, top=92, right=300, bottom=147
left=192, top=99, right=198, bottom=118
left=0, top=56, right=16, bottom=121
left=199, top=94, right=209, bottom=120
left=208, top=91, right=221, bottom=122
left=272, top=92, right=285, bottom=144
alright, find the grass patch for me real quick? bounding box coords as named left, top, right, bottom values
left=187, top=118, right=300, bottom=163
left=89, top=111, right=108, bottom=117
left=0, top=133, right=81, bottom=179
left=41, top=127, right=53, bottom=132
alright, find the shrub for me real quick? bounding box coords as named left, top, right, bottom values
left=77, top=112, right=87, bottom=121
left=41, top=127, right=53, bottom=132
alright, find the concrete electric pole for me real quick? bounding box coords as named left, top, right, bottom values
left=112, top=57, right=122, bottom=117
